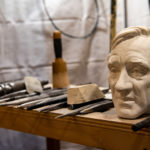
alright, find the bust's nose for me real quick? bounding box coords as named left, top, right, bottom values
left=115, top=68, right=133, bottom=92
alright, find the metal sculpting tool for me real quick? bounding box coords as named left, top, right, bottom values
left=35, top=101, right=68, bottom=112
left=56, top=99, right=113, bottom=119
left=26, top=94, right=67, bottom=110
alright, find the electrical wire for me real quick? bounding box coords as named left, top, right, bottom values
left=42, top=0, right=100, bottom=39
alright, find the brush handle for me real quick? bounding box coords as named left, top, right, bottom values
left=53, top=31, right=62, bottom=58
left=52, top=30, right=70, bottom=88
left=52, top=58, right=70, bottom=88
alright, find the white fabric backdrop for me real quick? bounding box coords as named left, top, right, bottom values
left=0, top=0, right=110, bottom=87
left=0, top=0, right=149, bottom=149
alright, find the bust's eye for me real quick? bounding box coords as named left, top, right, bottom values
left=109, top=66, right=119, bottom=73
left=129, top=67, right=144, bottom=78
left=108, top=55, right=121, bottom=73
left=108, top=64, right=120, bottom=73
left=127, top=63, right=149, bottom=79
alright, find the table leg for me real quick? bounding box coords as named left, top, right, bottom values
left=46, top=138, right=60, bottom=150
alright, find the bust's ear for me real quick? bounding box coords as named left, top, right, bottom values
left=107, top=53, right=112, bottom=62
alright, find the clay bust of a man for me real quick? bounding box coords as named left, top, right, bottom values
left=107, top=26, right=150, bottom=119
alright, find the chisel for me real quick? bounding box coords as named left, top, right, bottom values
left=56, top=99, right=113, bottom=119
left=26, top=94, right=67, bottom=110
left=35, top=101, right=68, bottom=112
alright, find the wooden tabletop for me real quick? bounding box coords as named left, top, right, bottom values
left=0, top=106, right=150, bottom=150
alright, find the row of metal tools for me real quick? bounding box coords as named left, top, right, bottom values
left=0, top=78, right=149, bottom=132
left=0, top=79, right=113, bottom=118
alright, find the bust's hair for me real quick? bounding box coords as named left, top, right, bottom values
left=111, top=26, right=150, bottom=50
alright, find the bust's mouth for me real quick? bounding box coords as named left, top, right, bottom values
left=124, top=97, right=135, bottom=101
left=117, top=98, right=135, bottom=109
left=115, top=96, right=135, bottom=108
left=116, top=96, right=135, bottom=101
left=119, top=101, right=134, bottom=108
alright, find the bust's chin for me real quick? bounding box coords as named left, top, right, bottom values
left=116, top=107, right=144, bottom=119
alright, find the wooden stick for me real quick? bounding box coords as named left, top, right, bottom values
left=110, top=0, right=117, bottom=48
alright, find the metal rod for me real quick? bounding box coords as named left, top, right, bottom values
left=55, top=100, right=113, bottom=119
left=0, top=80, right=48, bottom=97
left=68, top=98, right=106, bottom=110
left=0, top=88, right=67, bottom=106
left=17, top=99, right=46, bottom=109
left=79, top=100, right=113, bottom=114
left=35, top=101, right=68, bottom=112
left=26, top=94, right=67, bottom=110
left=0, top=94, right=50, bottom=106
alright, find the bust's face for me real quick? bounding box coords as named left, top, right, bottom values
left=108, top=36, right=150, bottom=119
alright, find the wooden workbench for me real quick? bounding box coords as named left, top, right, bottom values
left=0, top=106, right=149, bottom=150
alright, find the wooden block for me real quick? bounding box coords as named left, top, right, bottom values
left=67, top=84, right=105, bottom=104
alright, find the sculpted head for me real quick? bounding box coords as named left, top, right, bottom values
left=107, top=26, right=150, bottom=119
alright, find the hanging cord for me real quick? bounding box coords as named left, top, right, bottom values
left=148, top=0, right=150, bottom=14
left=42, top=0, right=100, bottom=39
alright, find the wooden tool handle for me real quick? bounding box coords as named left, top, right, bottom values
left=110, top=0, right=117, bottom=47
left=52, top=58, right=70, bottom=88
left=132, top=117, right=150, bottom=131
left=52, top=31, right=70, bottom=88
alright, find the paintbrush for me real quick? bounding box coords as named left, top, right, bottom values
left=52, top=30, right=70, bottom=88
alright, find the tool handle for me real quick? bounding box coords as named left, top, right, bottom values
left=131, top=117, right=150, bottom=131
left=0, top=80, right=25, bottom=96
